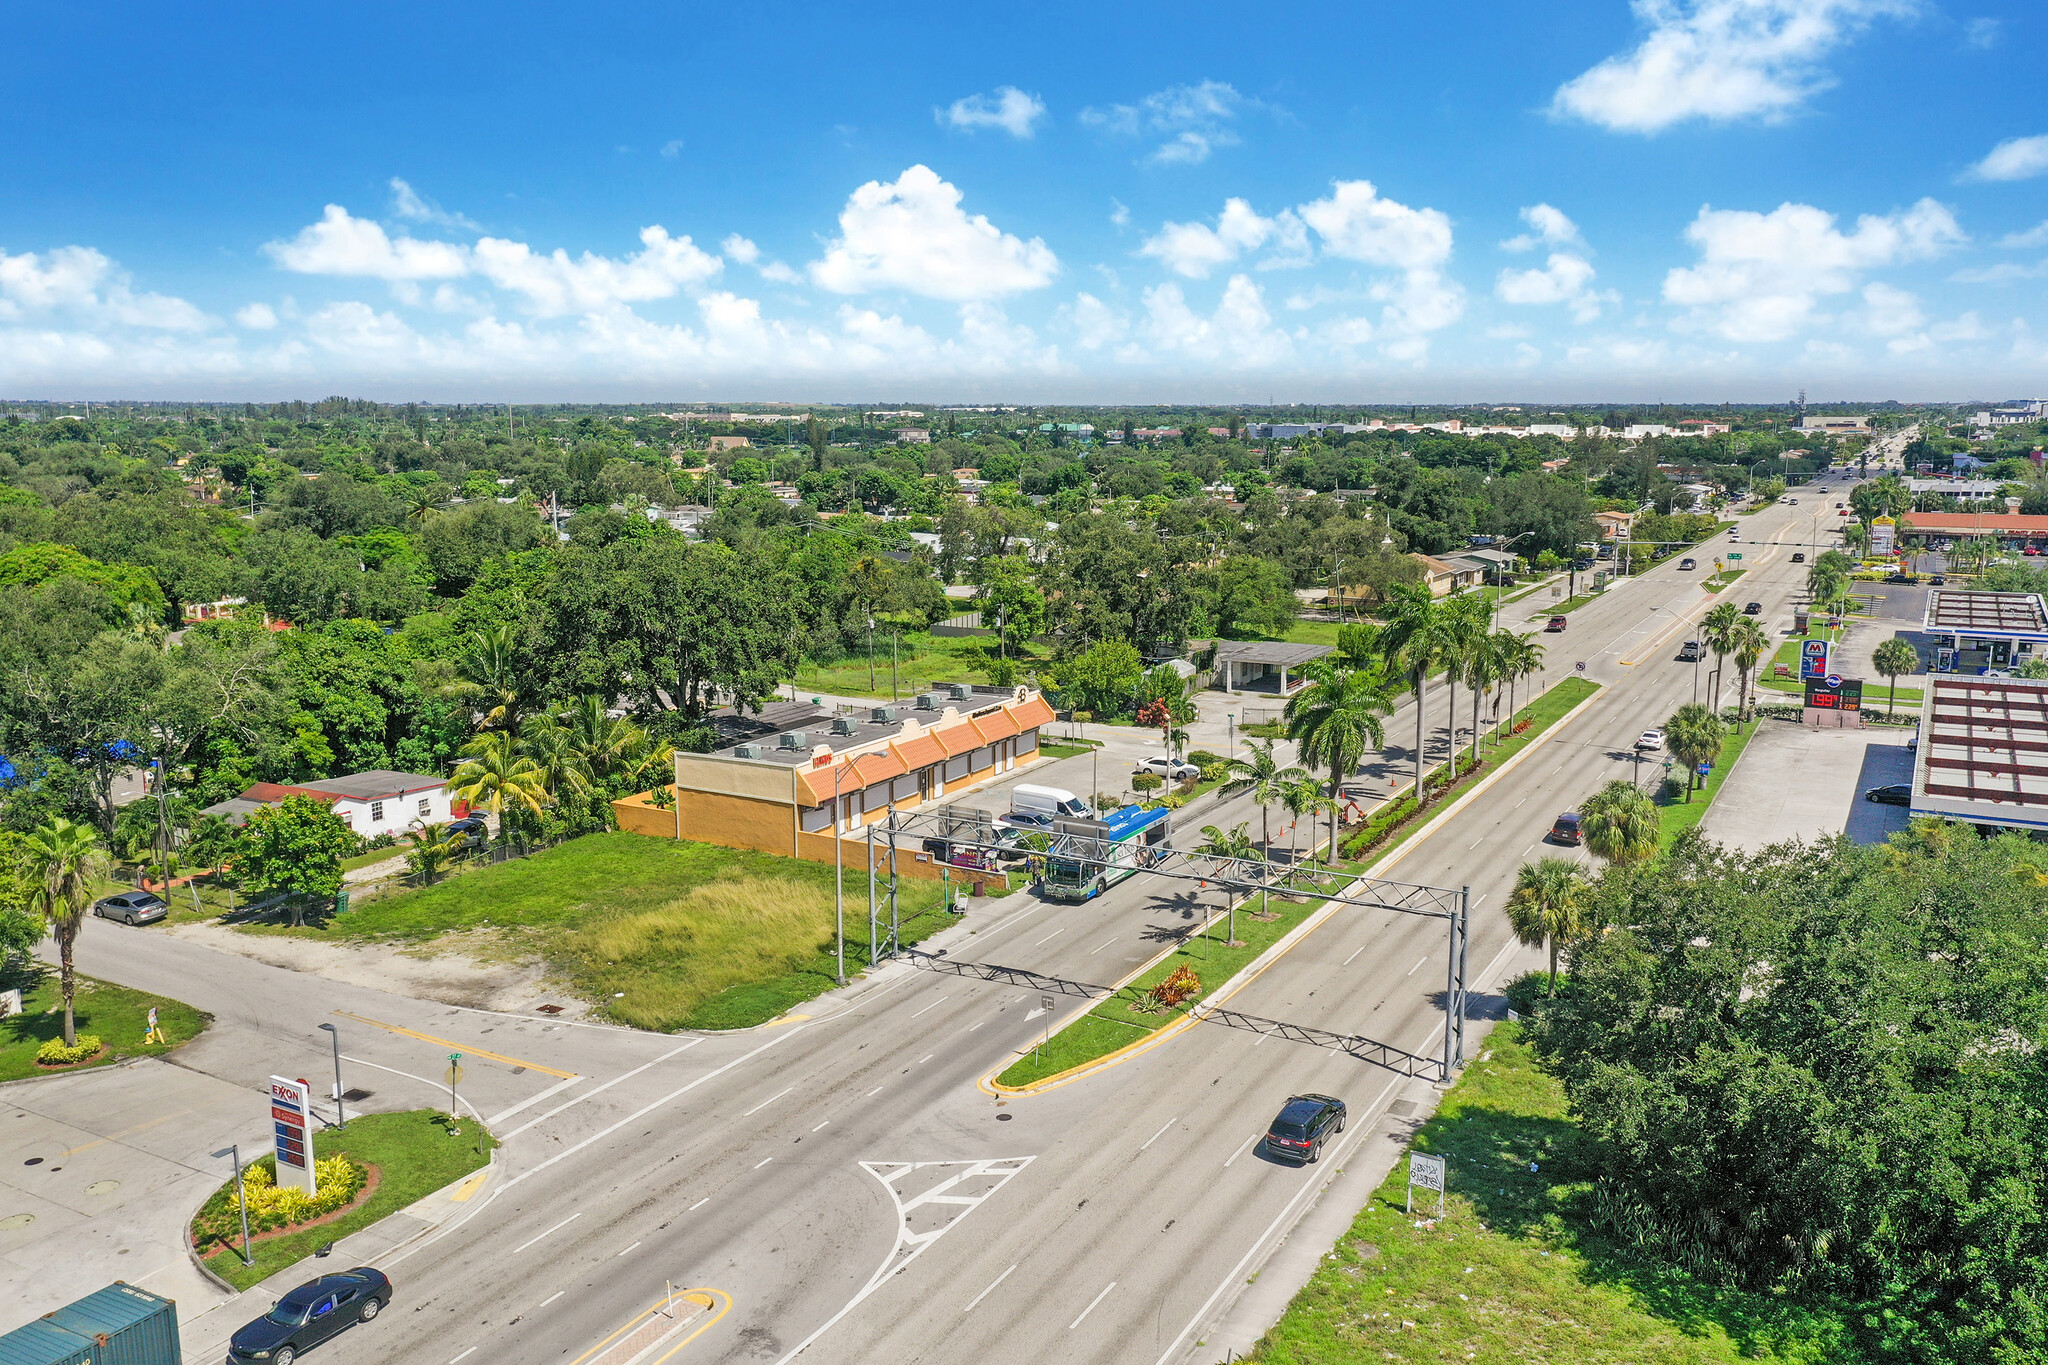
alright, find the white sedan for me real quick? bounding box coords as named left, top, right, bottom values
left=1635, top=729, right=1665, bottom=751
left=1134, top=755, right=1201, bottom=782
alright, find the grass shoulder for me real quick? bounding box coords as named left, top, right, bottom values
left=195, top=1110, right=495, bottom=1292
left=0, top=970, right=207, bottom=1083
left=1247, top=1022, right=1859, bottom=1364
left=1655, top=713, right=1763, bottom=846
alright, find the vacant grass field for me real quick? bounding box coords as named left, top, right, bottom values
left=237, top=832, right=949, bottom=1030
left=196, top=1110, right=495, bottom=1292
left=791, top=632, right=1041, bottom=699
left=1246, top=1024, right=1858, bottom=1364
left=0, top=970, right=208, bottom=1083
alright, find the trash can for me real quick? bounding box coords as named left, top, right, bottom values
left=971, top=880, right=986, bottom=898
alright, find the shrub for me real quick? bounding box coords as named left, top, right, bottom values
left=36, top=1034, right=103, bottom=1065
left=193, top=1154, right=367, bottom=1243
left=1141, top=965, right=1202, bottom=1012
left=1131, top=771, right=1164, bottom=793
left=1197, top=762, right=1227, bottom=782
left=1187, top=750, right=1225, bottom=768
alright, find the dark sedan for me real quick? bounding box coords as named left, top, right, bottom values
left=1743, top=601, right=1763, bottom=615
left=1865, top=784, right=1912, bottom=807
left=92, top=890, right=168, bottom=925
left=1264, top=1093, right=1346, bottom=1163
left=229, top=1268, right=390, bottom=1364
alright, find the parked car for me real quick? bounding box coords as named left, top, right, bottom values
left=229, top=1268, right=391, bottom=1365
left=1263, top=1093, right=1347, bottom=1164
left=1635, top=728, right=1665, bottom=751
left=1677, top=639, right=1705, bottom=661
left=1549, top=812, right=1583, bottom=845
left=1791, top=552, right=1806, bottom=563
left=92, top=890, right=168, bottom=925
left=1931, top=574, right=1947, bottom=585
left=1134, top=755, right=1200, bottom=783
left=1544, top=615, right=1567, bottom=632
left=1743, top=601, right=1763, bottom=615
left=443, top=816, right=488, bottom=852
left=1864, top=784, right=1912, bottom=807
left=1886, top=573, right=1919, bottom=584
left=1678, top=557, right=1697, bottom=570
left=997, top=810, right=1057, bottom=833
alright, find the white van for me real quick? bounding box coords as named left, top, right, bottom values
left=1009, top=784, right=1090, bottom=821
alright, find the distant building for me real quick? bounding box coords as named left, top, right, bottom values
left=1411, top=553, right=1489, bottom=596
left=1593, top=510, right=1635, bottom=541
left=199, top=770, right=453, bottom=836
left=704, top=435, right=751, bottom=452
left=1798, top=415, right=1870, bottom=432
left=1623, top=424, right=1673, bottom=440
left=891, top=428, right=932, bottom=444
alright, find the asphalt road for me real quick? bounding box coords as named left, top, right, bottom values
left=36, top=489, right=1849, bottom=1365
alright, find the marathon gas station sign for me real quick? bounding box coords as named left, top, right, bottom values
left=1800, top=639, right=1831, bottom=680
left=1804, top=676, right=1863, bottom=711
left=270, top=1075, right=318, bottom=1194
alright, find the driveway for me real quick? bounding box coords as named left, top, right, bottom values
left=1698, top=717, right=1915, bottom=852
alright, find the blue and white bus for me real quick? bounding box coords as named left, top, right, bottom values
left=1041, top=804, right=1172, bottom=902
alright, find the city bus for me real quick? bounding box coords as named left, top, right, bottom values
left=1040, top=804, right=1172, bottom=902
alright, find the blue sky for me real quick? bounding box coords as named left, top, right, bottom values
left=3, top=0, right=2044, bottom=401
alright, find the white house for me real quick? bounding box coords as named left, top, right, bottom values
left=199, top=770, right=456, bottom=838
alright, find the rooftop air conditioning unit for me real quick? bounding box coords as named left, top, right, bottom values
left=914, top=693, right=942, bottom=710
left=830, top=717, right=858, bottom=736
left=778, top=731, right=808, bottom=750
left=870, top=705, right=899, bottom=724
left=734, top=743, right=764, bottom=759
left=947, top=683, right=974, bottom=700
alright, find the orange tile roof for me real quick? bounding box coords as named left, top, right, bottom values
left=932, top=722, right=981, bottom=757
left=972, top=710, right=1021, bottom=743
left=851, top=750, right=908, bottom=786
left=891, top=734, right=945, bottom=770
left=796, top=763, right=847, bottom=806
left=1008, top=695, right=1056, bottom=729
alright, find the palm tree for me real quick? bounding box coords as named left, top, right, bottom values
left=1580, top=779, right=1659, bottom=866
left=1219, top=739, right=1309, bottom=857
left=1280, top=776, right=1334, bottom=867
left=1873, top=637, right=1919, bottom=720
left=1460, top=628, right=1508, bottom=764
left=24, top=817, right=107, bottom=1048
left=403, top=483, right=447, bottom=527
left=1436, top=594, right=1490, bottom=779
left=1728, top=616, right=1769, bottom=721
left=1663, top=702, right=1725, bottom=800
left=517, top=716, right=593, bottom=802
left=1375, top=585, right=1454, bottom=803
left=1283, top=665, right=1392, bottom=856
left=1700, top=602, right=1741, bottom=711
left=1498, top=631, right=1545, bottom=730
left=449, top=731, right=550, bottom=836
left=450, top=625, right=526, bottom=732
left=1505, top=857, right=1591, bottom=991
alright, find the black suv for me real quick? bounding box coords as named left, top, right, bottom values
left=229, top=1268, right=391, bottom=1364
left=1549, top=812, right=1583, bottom=845
left=1264, top=1093, right=1346, bottom=1163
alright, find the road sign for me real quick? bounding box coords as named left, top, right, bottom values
left=1407, top=1151, right=1447, bottom=1217
left=443, top=1062, right=465, bottom=1086
left=269, top=1075, right=317, bottom=1195
left=1800, top=638, right=1831, bottom=680
left=1697, top=762, right=1712, bottom=776
left=1728, top=552, right=1743, bottom=560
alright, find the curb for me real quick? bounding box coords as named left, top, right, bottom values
left=982, top=680, right=1611, bottom=1097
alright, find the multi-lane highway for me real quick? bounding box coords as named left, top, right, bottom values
left=57, top=483, right=1859, bottom=1365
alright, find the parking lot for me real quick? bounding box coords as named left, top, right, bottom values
left=1699, top=718, right=1915, bottom=852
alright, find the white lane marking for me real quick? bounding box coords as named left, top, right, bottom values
left=485, top=1072, right=583, bottom=1127
left=616, top=1241, right=640, bottom=1257
left=1089, top=937, right=1117, bottom=955
left=504, top=1027, right=806, bottom=1190
left=867, top=1085, right=885, bottom=1097
left=539, top=1291, right=565, bottom=1308
left=813, top=1120, right=830, bottom=1132
left=968, top=1021, right=986, bottom=1032
left=754, top=1157, right=774, bottom=1170
left=1157, top=1073, right=1406, bottom=1365
left=1513, top=797, right=1526, bottom=808
left=1139, top=1116, right=1177, bottom=1151
left=1070, top=1281, right=1116, bottom=1330
left=501, top=1038, right=704, bottom=1140
left=1223, top=1131, right=1259, bottom=1168
left=918, top=1054, right=934, bottom=1065
left=1033, top=927, right=1066, bottom=946
left=1341, top=942, right=1369, bottom=967
left=910, top=996, right=948, bottom=1019
left=1467, top=836, right=1483, bottom=849
left=510, top=1212, right=580, bottom=1255
left=742, top=1086, right=793, bottom=1118
left=450, top=1350, right=478, bottom=1365
left=689, top=1198, right=709, bottom=1211
left=962, top=1264, right=1016, bottom=1313
left=1407, top=955, right=1428, bottom=976
left=339, top=1055, right=485, bottom=1122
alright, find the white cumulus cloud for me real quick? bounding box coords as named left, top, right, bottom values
left=937, top=87, right=1047, bottom=138
left=267, top=205, right=470, bottom=280
left=1552, top=0, right=1912, bottom=134
left=0, top=244, right=209, bottom=330
left=1999, top=221, right=2048, bottom=249
left=235, top=302, right=279, bottom=329
left=1298, top=180, right=1464, bottom=336
left=470, top=226, right=722, bottom=316
left=389, top=178, right=479, bottom=231
left=1081, top=80, right=1259, bottom=166
left=1662, top=196, right=1965, bottom=340
left=809, top=165, right=1058, bottom=301
left=1497, top=254, right=1612, bottom=321
left=1502, top=204, right=1583, bottom=252
left=720, top=234, right=801, bottom=284
left=1142, top=274, right=1293, bottom=367
left=1967, top=135, right=2048, bottom=182
left=1139, top=199, right=1308, bottom=278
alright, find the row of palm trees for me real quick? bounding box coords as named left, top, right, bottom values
left=445, top=693, right=670, bottom=835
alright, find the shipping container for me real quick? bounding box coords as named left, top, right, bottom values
left=44, top=1284, right=179, bottom=1365
left=0, top=1319, right=95, bottom=1365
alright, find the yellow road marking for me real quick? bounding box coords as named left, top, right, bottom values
left=331, top=1012, right=578, bottom=1079
left=762, top=1014, right=811, bottom=1028
left=449, top=1172, right=490, bottom=1202
left=650, top=1290, right=730, bottom=1365
left=566, top=1289, right=729, bottom=1365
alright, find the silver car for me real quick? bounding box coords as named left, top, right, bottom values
left=93, top=890, right=169, bottom=925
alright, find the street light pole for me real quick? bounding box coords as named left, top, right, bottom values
left=210, top=1144, right=254, bottom=1265
left=833, top=763, right=847, bottom=984
left=317, top=1022, right=345, bottom=1129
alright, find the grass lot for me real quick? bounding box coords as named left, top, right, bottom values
left=0, top=969, right=207, bottom=1083
left=196, top=1111, right=495, bottom=1292
left=994, top=882, right=1327, bottom=1089
left=1704, top=568, right=1747, bottom=591
left=1039, top=737, right=1102, bottom=759
left=1654, top=713, right=1763, bottom=846
left=1755, top=639, right=1924, bottom=701
left=791, top=632, right=1032, bottom=699
left=1247, top=1023, right=1857, bottom=1364
left=220, top=832, right=948, bottom=1030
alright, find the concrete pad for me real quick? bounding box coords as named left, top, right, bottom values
left=1699, top=718, right=1915, bottom=852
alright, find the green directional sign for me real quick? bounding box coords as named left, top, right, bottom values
left=1728, top=552, right=1743, bottom=560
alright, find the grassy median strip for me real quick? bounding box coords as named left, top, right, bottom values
left=1656, top=713, right=1763, bottom=846
left=196, top=1110, right=496, bottom=1293
left=0, top=971, right=207, bottom=1083
left=1246, top=1023, right=1857, bottom=1364
left=994, top=885, right=1327, bottom=1089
